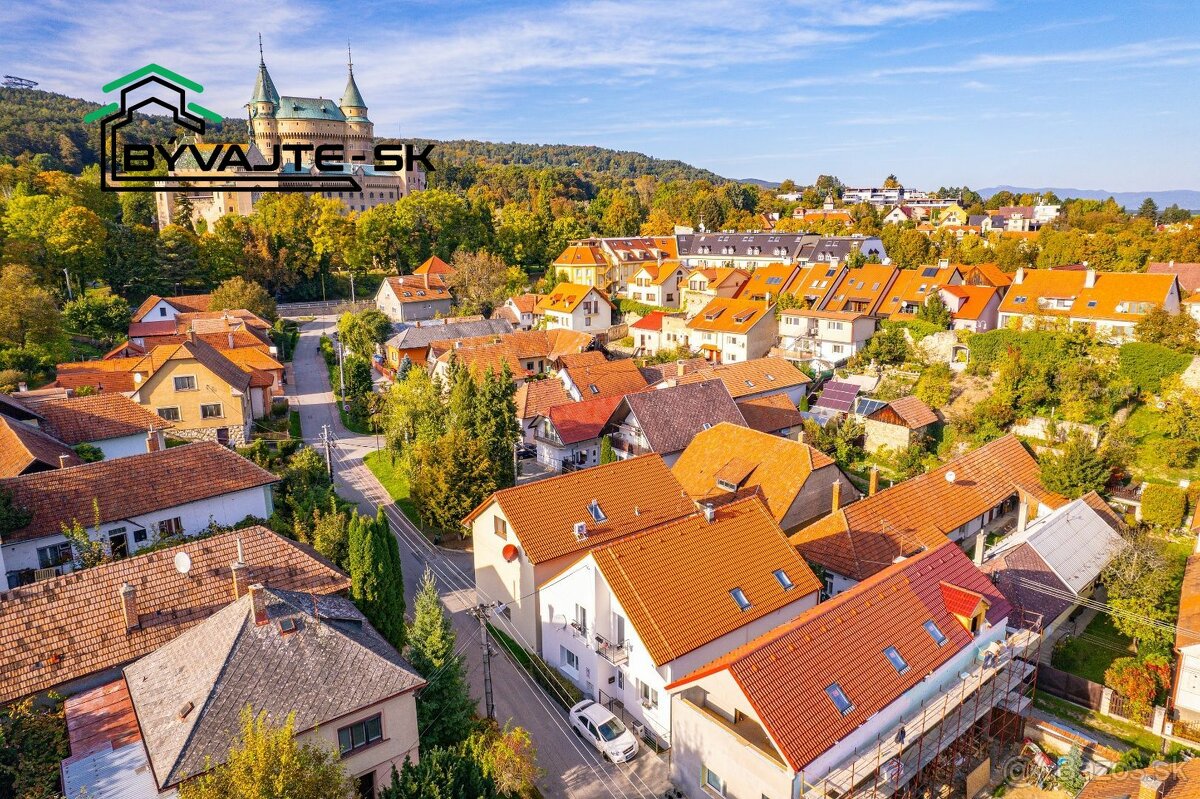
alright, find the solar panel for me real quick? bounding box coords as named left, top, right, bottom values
left=855, top=397, right=887, bottom=417
left=812, top=380, right=860, bottom=413
left=921, top=267, right=939, bottom=277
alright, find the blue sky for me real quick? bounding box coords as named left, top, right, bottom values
left=2, top=0, right=1197, bottom=190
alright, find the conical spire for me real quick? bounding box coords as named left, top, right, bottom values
left=249, top=34, right=279, bottom=105
left=339, top=42, right=367, bottom=112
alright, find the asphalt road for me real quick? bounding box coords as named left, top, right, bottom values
left=288, top=317, right=672, bottom=799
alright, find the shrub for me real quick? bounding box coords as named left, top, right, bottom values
left=1118, top=342, right=1192, bottom=394
left=1141, top=483, right=1187, bottom=528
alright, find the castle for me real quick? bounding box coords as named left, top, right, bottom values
left=156, top=43, right=425, bottom=229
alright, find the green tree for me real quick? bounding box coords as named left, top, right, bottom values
left=343, top=355, right=374, bottom=401
left=308, top=498, right=351, bottom=569
left=61, top=500, right=108, bottom=570
left=155, top=224, right=202, bottom=293
left=448, top=250, right=515, bottom=317
left=1102, top=530, right=1184, bottom=648
left=914, top=363, right=952, bottom=408
left=464, top=722, right=543, bottom=798
left=915, top=292, right=951, bottom=328
left=1057, top=746, right=1085, bottom=793
left=862, top=327, right=909, bottom=366
left=383, top=367, right=445, bottom=451
left=173, top=192, right=195, bottom=231
left=0, top=265, right=61, bottom=349
left=409, top=429, right=497, bottom=533
left=178, top=707, right=351, bottom=799
left=62, top=289, right=131, bottom=345
left=73, top=443, right=104, bottom=463
left=1133, top=306, right=1198, bottom=352
left=382, top=746, right=499, bottom=799
left=408, top=568, right=476, bottom=748
left=474, top=364, right=520, bottom=489
left=1137, top=197, right=1159, bottom=222
left=0, top=695, right=70, bottom=799
left=1038, top=430, right=1109, bottom=499
left=337, top=308, right=392, bottom=357
left=350, top=510, right=407, bottom=651
left=599, top=435, right=616, bottom=464
left=210, top=276, right=278, bottom=321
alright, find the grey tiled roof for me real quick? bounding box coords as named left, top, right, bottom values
left=386, top=318, right=513, bottom=349
left=793, top=236, right=885, bottom=263
left=617, top=379, right=747, bottom=455
left=125, top=587, right=424, bottom=788
left=676, top=232, right=810, bottom=258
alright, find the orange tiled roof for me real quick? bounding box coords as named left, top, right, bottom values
left=563, top=358, right=649, bottom=399
left=999, top=269, right=1179, bottom=322
left=35, top=394, right=170, bottom=445
left=963, top=262, right=1012, bottom=288
left=463, top=454, right=692, bottom=564
left=0, top=525, right=347, bottom=704
left=131, top=294, right=213, bottom=323
left=436, top=329, right=595, bottom=378
left=940, top=284, right=1001, bottom=321
left=822, top=264, right=899, bottom=314
left=685, top=267, right=750, bottom=290
left=553, top=243, right=608, bottom=268
left=791, top=434, right=1066, bottom=581
left=589, top=495, right=820, bottom=666
left=0, top=417, right=80, bottom=476
left=674, top=356, right=810, bottom=400
left=514, top=379, right=573, bottom=421
left=0, top=441, right=278, bottom=544
left=382, top=275, right=453, bottom=303
left=64, top=679, right=142, bottom=761
left=672, top=422, right=837, bottom=525
left=53, top=357, right=143, bottom=393
left=219, top=346, right=284, bottom=374
left=667, top=541, right=1011, bottom=771
left=736, top=393, right=806, bottom=434
left=1178, top=554, right=1200, bottom=649
left=547, top=394, right=622, bottom=445
left=413, top=255, right=456, bottom=276
left=687, top=297, right=772, bottom=334
left=536, top=283, right=613, bottom=315
left=507, top=293, right=545, bottom=315
left=557, top=350, right=608, bottom=370
left=880, top=264, right=959, bottom=316
left=736, top=263, right=799, bottom=301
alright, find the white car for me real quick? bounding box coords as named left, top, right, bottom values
left=569, top=700, right=640, bottom=763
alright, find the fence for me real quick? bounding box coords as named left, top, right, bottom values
left=1036, top=663, right=1104, bottom=710
left=277, top=299, right=373, bottom=318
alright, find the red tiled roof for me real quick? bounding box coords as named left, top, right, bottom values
left=736, top=393, right=806, bottom=434
left=1147, top=262, right=1200, bottom=293
left=668, top=541, right=1011, bottom=771
left=630, top=310, right=669, bottom=331
left=547, top=395, right=621, bottom=444
left=0, top=526, right=347, bottom=704
left=36, top=394, right=171, bottom=445
left=940, top=581, right=985, bottom=617
left=63, top=679, right=142, bottom=761
left=0, top=417, right=80, bottom=476
left=0, top=442, right=278, bottom=543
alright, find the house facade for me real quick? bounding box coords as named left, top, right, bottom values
left=680, top=268, right=751, bottom=315
left=604, top=379, right=746, bottom=465
left=537, top=284, right=614, bottom=332
left=373, top=275, right=454, bottom=322
left=778, top=309, right=876, bottom=366
left=939, top=284, right=1002, bottom=332
left=533, top=395, right=620, bottom=472
left=628, top=261, right=687, bottom=308
left=539, top=496, right=820, bottom=747
left=686, top=297, right=776, bottom=364
left=0, top=442, right=276, bottom=588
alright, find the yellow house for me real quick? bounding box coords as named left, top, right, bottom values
left=552, top=243, right=614, bottom=293
left=936, top=203, right=968, bottom=226
left=129, top=339, right=268, bottom=446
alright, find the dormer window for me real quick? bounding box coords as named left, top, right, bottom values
left=716, top=478, right=738, bottom=492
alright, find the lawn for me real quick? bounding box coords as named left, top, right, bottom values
left=1051, top=613, right=1136, bottom=684
left=320, top=352, right=372, bottom=434
left=363, top=449, right=420, bottom=522
left=1124, top=402, right=1197, bottom=485
left=1033, top=693, right=1166, bottom=754
left=288, top=411, right=302, bottom=439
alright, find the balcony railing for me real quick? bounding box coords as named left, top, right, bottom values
left=595, top=633, right=630, bottom=665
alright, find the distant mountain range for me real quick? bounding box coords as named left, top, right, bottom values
left=979, top=185, right=1200, bottom=211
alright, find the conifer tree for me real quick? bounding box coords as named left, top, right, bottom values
left=350, top=510, right=406, bottom=651
left=408, top=568, right=475, bottom=748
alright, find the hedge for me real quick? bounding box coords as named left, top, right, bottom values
left=618, top=298, right=671, bottom=318
left=1118, top=342, right=1192, bottom=394
left=1141, top=483, right=1187, bottom=529
left=488, top=623, right=583, bottom=710
left=966, top=329, right=1074, bottom=373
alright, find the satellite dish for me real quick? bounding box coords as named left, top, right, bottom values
left=174, top=551, right=193, bottom=575
left=945, top=470, right=956, bottom=484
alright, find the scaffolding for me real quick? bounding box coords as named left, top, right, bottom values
left=801, top=610, right=1044, bottom=799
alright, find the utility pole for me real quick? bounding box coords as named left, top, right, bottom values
left=63, top=269, right=73, bottom=300
left=320, top=424, right=334, bottom=477
left=468, top=602, right=498, bottom=720
left=349, top=272, right=356, bottom=304
left=337, top=338, right=346, bottom=407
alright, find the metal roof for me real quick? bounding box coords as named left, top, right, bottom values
left=62, top=742, right=159, bottom=799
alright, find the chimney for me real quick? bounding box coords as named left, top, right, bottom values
left=869, top=466, right=879, bottom=497
left=1014, top=267, right=1025, bottom=285
left=249, top=583, right=268, bottom=625
left=59, top=454, right=70, bottom=469
left=676, top=359, right=686, bottom=378
left=228, top=330, right=235, bottom=349
left=1138, top=775, right=1165, bottom=799
left=974, top=531, right=986, bottom=565
left=702, top=503, right=715, bottom=523
left=146, top=429, right=160, bottom=453
left=119, top=582, right=139, bottom=631
left=1084, top=267, right=1097, bottom=289
left=17, top=381, right=27, bottom=393
left=232, top=538, right=249, bottom=599
left=831, top=479, right=842, bottom=513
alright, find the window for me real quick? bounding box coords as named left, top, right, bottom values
left=1013, top=296, right=1027, bottom=304
left=923, top=620, right=948, bottom=646
left=773, top=569, right=794, bottom=590
left=173, top=375, right=197, bottom=391
left=37, top=541, right=72, bottom=569
left=158, top=306, right=167, bottom=317
left=200, top=403, right=224, bottom=419
left=884, top=646, right=909, bottom=673
left=337, top=713, right=383, bottom=755
left=574, top=604, right=588, bottom=636
left=825, top=683, right=854, bottom=715
left=493, top=516, right=507, bottom=539
left=587, top=499, right=607, bottom=523
left=560, top=646, right=579, bottom=673
left=133, top=528, right=148, bottom=543
left=703, top=766, right=727, bottom=796
left=730, top=587, right=751, bottom=611
left=637, top=679, right=659, bottom=708
left=157, top=407, right=181, bottom=422
left=156, top=517, right=183, bottom=536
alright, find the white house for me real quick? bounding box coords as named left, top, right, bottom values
left=374, top=275, right=455, bottom=322
left=628, top=261, right=688, bottom=308
left=667, top=541, right=1028, bottom=799
left=532, top=395, right=620, bottom=472
left=686, top=297, right=776, bottom=364
left=0, top=442, right=277, bottom=589
left=778, top=308, right=876, bottom=366
left=540, top=495, right=820, bottom=747
left=31, top=394, right=171, bottom=460
left=1175, top=539, right=1200, bottom=722
left=536, top=284, right=614, bottom=332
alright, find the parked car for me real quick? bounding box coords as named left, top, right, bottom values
left=569, top=700, right=639, bottom=763
left=515, top=443, right=536, bottom=460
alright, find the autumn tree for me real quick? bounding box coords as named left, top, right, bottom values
left=408, top=569, right=476, bottom=748
left=465, top=722, right=543, bottom=798
left=178, top=708, right=351, bottom=799
left=448, top=250, right=515, bottom=317
left=210, top=276, right=277, bottom=321
left=1038, top=429, right=1110, bottom=499
left=0, top=265, right=61, bottom=349
left=336, top=307, right=392, bottom=357
left=915, top=291, right=952, bottom=328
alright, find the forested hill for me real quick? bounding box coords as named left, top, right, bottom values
left=0, top=88, right=727, bottom=184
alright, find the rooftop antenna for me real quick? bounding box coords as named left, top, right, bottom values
left=235, top=536, right=245, bottom=564
left=347, top=41, right=353, bottom=72
left=258, top=33, right=264, bottom=64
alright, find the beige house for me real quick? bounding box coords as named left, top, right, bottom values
left=536, top=283, right=614, bottom=332
left=374, top=275, right=455, bottom=322
left=686, top=297, right=776, bottom=364
left=628, top=260, right=688, bottom=308
left=681, top=268, right=750, bottom=315
left=62, top=584, right=424, bottom=798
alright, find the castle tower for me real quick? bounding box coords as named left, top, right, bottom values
left=246, top=35, right=280, bottom=152
left=339, top=44, right=374, bottom=163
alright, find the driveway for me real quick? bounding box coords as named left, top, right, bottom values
left=289, top=317, right=673, bottom=799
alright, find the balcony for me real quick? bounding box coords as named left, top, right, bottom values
left=611, top=438, right=648, bottom=457
left=594, top=633, right=630, bottom=665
